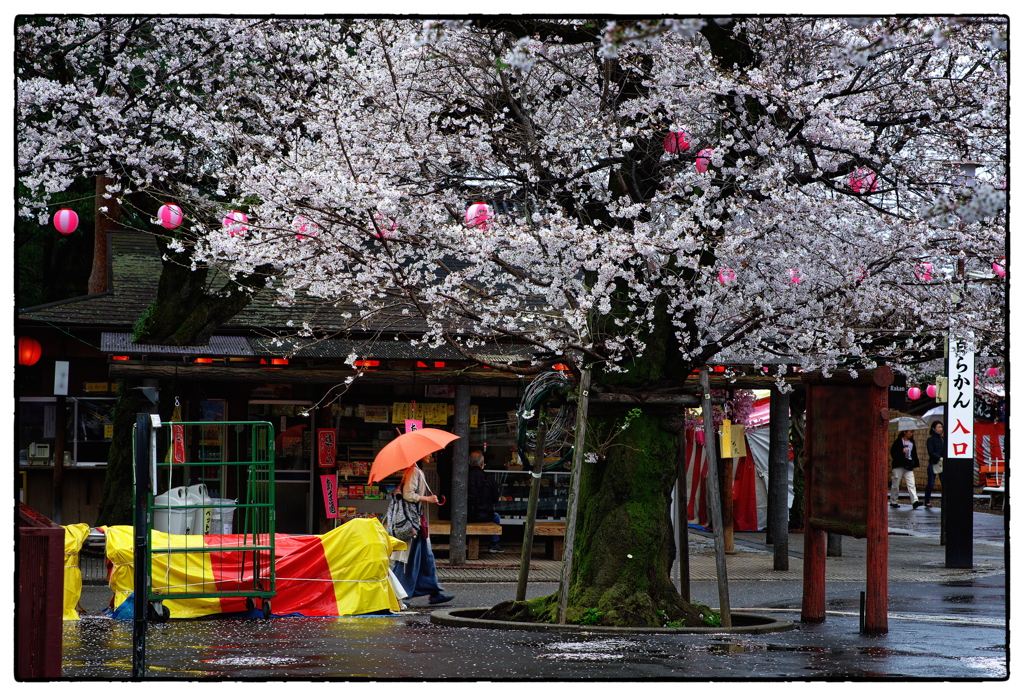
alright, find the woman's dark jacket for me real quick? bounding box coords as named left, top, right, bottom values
left=467, top=466, right=499, bottom=522
left=927, top=433, right=945, bottom=465
left=890, top=437, right=920, bottom=470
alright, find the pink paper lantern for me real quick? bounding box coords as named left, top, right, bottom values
left=53, top=208, right=79, bottom=235
left=465, top=202, right=492, bottom=230
left=986, top=367, right=1000, bottom=377
left=157, top=203, right=183, bottom=230
left=664, top=131, right=690, bottom=153
left=718, top=268, right=736, bottom=284
left=223, top=210, right=248, bottom=237
left=907, top=386, right=921, bottom=401
left=993, top=259, right=1006, bottom=277
left=914, top=262, right=932, bottom=281
left=295, top=215, right=319, bottom=240
left=373, top=214, right=397, bottom=238
left=788, top=268, right=802, bottom=284
left=926, top=384, right=937, bottom=399
left=848, top=168, right=878, bottom=193
left=695, top=148, right=713, bottom=174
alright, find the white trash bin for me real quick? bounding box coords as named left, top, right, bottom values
left=208, top=498, right=237, bottom=535
left=185, top=484, right=213, bottom=534
left=152, top=486, right=190, bottom=535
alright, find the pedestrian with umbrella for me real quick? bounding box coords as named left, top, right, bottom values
left=369, top=428, right=459, bottom=606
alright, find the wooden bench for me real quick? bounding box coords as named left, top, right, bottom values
left=532, top=522, right=566, bottom=561
left=427, top=521, right=502, bottom=560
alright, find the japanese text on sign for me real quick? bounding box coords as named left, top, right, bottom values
left=946, top=336, right=974, bottom=459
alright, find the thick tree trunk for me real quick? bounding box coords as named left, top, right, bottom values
left=95, top=381, right=145, bottom=527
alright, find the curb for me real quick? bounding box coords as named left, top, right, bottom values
left=429, top=607, right=796, bottom=635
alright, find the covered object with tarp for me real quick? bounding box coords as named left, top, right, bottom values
left=102, top=518, right=406, bottom=618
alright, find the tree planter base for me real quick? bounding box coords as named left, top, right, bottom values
left=430, top=608, right=795, bottom=635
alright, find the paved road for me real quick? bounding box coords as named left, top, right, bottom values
left=62, top=509, right=1008, bottom=680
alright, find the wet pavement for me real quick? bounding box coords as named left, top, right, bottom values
left=60, top=508, right=1010, bottom=681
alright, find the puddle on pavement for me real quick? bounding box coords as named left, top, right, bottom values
left=957, top=656, right=1007, bottom=678
left=537, top=638, right=636, bottom=661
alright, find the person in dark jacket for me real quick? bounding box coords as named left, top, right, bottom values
left=467, top=450, right=503, bottom=553
left=889, top=430, right=922, bottom=509
left=924, top=421, right=945, bottom=508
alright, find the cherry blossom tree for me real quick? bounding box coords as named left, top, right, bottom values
left=17, top=17, right=1007, bottom=626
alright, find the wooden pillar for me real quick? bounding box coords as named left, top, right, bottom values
left=800, top=386, right=825, bottom=623
left=721, top=457, right=735, bottom=553
left=449, top=385, right=471, bottom=565
left=675, top=426, right=691, bottom=602
left=863, top=383, right=890, bottom=634
left=768, top=387, right=790, bottom=570
left=517, top=418, right=547, bottom=601
left=558, top=367, right=590, bottom=624
left=700, top=368, right=731, bottom=627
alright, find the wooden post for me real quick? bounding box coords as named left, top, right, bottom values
left=449, top=385, right=471, bottom=566
left=516, top=417, right=548, bottom=601
left=132, top=413, right=152, bottom=677
left=800, top=384, right=825, bottom=623
left=722, top=456, right=735, bottom=553
left=863, top=387, right=890, bottom=634
left=768, top=387, right=790, bottom=570
left=51, top=395, right=66, bottom=524
left=675, top=425, right=691, bottom=602
left=558, top=368, right=590, bottom=623
left=700, top=368, right=731, bottom=627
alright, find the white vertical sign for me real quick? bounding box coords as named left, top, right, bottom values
left=54, top=360, right=69, bottom=396
left=946, top=336, right=975, bottom=459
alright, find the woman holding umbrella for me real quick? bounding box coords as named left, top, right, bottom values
left=390, top=455, right=454, bottom=606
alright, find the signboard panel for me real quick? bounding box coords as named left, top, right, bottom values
left=947, top=336, right=975, bottom=459
left=805, top=384, right=872, bottom=536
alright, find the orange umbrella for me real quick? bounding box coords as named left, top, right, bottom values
left=367, top=428, right=461, bottom=484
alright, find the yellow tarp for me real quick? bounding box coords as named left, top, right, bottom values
left=62, top=523, right=90, bottom=620
left=102, top=518, right=407, bottom=618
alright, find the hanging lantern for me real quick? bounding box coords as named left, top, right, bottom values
left=718, top=268, right=736, bottom=284
left=465, top=202, right=492, bottom=230
left=53, top=208, right=79, bottom=235
left=17, top=337, right=42, bottom=366
left=789, top=268, right=802, bottom=284
left=695, top=148, right=713, bottom=174
left=914, top=262, right=933, bottom=281
left=847, top=168, right=878, bottom=193
left=663, top=131, right=690, bottom=153
left=157, top=203, right=184, bottom=230
left=295, top=215, right=319, bottom=240
left=993, top=259, right=1006, bottom=277
left=372, top=214, right=397, bottom=238
left=223, top=210, right=248, bottom=237
left=907, top=386, right=921, bottom=401
left=926, top=384, right=937, bottom=399
left=986, top=367, right=1000, bottom=377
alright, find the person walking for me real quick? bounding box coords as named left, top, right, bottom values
left=391, top=456, right=454, bottom=606
left=890, top=430, right=922, bottom=509
left=924, top=421, right=945, bottom=508
left=467, top=450, right=503, bottom=553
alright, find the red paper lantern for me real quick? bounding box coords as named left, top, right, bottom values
left=926, top=384, right=937, bottom=399
left=848, top=168, right=878, bottom=193
left=157, top=203, right=183, bottom=230
left=17, top=337, right=42, bottom=366
left=223, top=210, right=248, bottom=237
left=663, top=131, right=690, bottom=153
left=914, top=262, right=933, bottom=281
left=993, top=259, right=1006, bottom=277
left=295, top=215, right=319, bottom=240
left=695, top=148, right=713, bottom=174
left=465, top=202, right=492, bottom=230
left=372, top=214, right=397, bottom=238
left=53, top=208, right=79, bottom=235
left=718, top=268, right=736, bottom=284
left=789, top=268, right=802, bottom=284
left=907, top=386, right=921, bottom=401
left=986, top=367, right=1000, bottom=377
